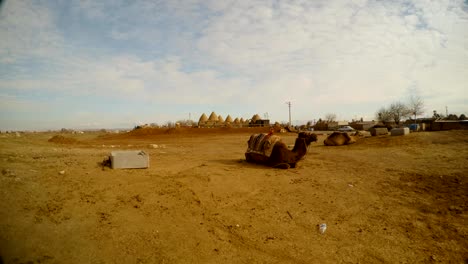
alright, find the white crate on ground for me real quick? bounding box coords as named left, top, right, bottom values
left=110, top=150, right=149, bottom=169
left=391, top=127, right=410, bottom=136
left=370, top=127, right=388, bottom=136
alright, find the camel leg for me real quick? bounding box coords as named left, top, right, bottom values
left=245, top=153, right=252, bottom=162
left=273, top=163, right=290, bottom=169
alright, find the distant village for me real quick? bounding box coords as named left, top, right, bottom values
left=2, top=110, right=467, bottom=135
left=132, top=111, right=468, bottom=132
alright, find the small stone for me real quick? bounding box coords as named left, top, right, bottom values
left=59, top=170, right=65, bottom=175
left=448, top=205, right=463, bottom=213
left=2, top=169, right=15, bottom=177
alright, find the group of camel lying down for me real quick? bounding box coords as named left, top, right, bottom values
left=245, top=131, right=358, bottom=169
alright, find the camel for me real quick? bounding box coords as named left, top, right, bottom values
left=323, top=132, right=357, bottom=146
left=245, top=131, right=317, bottom=169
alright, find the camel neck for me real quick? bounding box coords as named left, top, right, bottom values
left=292, top=138, right=308, bottom=158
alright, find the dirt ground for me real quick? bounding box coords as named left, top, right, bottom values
left=0, top=128, right=467, bottom=264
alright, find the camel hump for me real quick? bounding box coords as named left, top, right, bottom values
left=246, top=133, right=281, bottom=157
left=324, top=132, right=355, bottom=146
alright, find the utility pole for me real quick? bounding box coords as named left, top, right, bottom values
left=286, top=101, right=292, bottom=126
left=445, top=106, right=448, bottom=117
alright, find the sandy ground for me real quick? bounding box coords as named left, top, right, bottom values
left=0, top=128, right=467, bottom=264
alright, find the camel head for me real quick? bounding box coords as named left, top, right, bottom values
left=297, top=132, right=318, bottom=146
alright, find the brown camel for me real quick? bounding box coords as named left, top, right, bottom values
left=245, top=132, right=317, bottom=169
left=323, top=131, right=356, bottom=146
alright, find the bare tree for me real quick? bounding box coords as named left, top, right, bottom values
left=325, top=113, right=337, bottom=122
left=389, top=101, right=411, bottom=125
left=376, top=107, right=392, bottom=123
left=407, top=94, right=425, bottom=120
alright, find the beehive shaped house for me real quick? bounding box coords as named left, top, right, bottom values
left=199, top=113, right=208, bottom=123
left=208, top=112, right=218, bottom=121
left=251, top=114, right=261, bottom=123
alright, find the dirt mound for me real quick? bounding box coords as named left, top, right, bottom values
left=48, top=135, right=78, bottom=144
left=100, top=127, right=274, bottom=141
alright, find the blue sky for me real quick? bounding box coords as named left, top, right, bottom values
left=1, top=0, right=467, bottom=130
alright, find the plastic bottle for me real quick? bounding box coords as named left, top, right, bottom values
left=319, top=223, right=327, bottom=234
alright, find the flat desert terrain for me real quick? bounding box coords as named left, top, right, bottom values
left=0, top=128, right=467, bottom=264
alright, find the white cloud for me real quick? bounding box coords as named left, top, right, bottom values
left=0, top=0, right=467, bottom=130
left=0, top=0, right=64, bottom=63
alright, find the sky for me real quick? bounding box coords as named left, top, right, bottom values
left=1, top=0, right=467, bottom=131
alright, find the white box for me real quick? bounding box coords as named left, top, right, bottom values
left=110, top=151, right=149, bottom=169
left=391, top=127, right=410, bottom=136
left=370, top=127, right=388, bottom=136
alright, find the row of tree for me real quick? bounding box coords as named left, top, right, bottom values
left=376, top=94, right=466, bottom=124
left=433, top=112, right=466, bottom=121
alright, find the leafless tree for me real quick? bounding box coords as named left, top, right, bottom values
left=389, top=101, right=411, bottom=125
left=407, top=93, right=425, bottom=120
left=325, top=113, right=337, bottom=122
left=376, top=107, right=392, bottom=123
